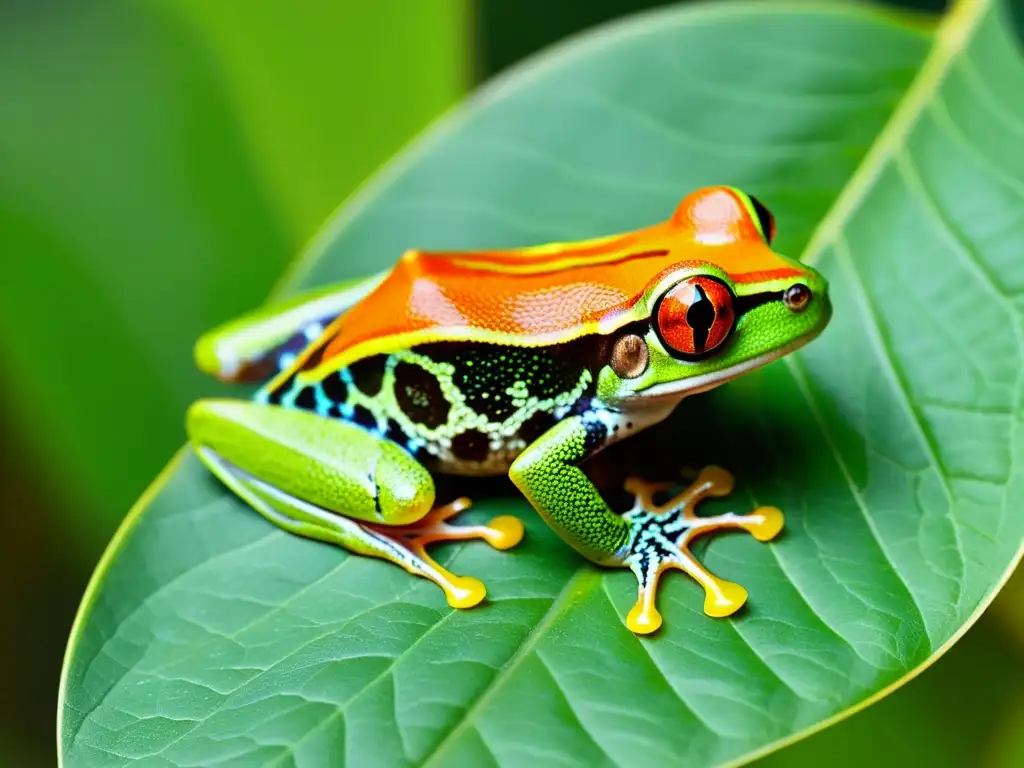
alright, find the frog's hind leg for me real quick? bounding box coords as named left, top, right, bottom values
left=195, top=273, right=386, bottom=384
left=621, top=466, right=784, bottom=634
left=188, top=399, right=523, bottom=608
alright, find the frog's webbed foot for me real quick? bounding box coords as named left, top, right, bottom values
left=619, top=466, right=784, bottom=635
left=366, top=498, right=524, bottom=609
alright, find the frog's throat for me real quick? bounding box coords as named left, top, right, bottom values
left=633, top=328, right=823, bottom=402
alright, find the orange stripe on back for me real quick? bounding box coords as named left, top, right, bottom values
left=312, top=188, right=808, bottom=370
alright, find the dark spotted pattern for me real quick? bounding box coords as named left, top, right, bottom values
left=294, top=386, right=317, bottom=411
left=321, top=371, right=348, bottom=404
left=582, top=415, right=609, bottom=455
left=394, top=361, right=450, bottom=428
left=451, top=429, right=491, bottom=463
left=348, top=354, right=387, bottom=397
left=253, top=330, right=609, bottom=475
left=518, top=410, right=555, bottom=444
left=351, top=405, right=377, bottom=431
left=423, top=342, right=590, bottom=423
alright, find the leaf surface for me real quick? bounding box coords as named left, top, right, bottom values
left=60, top=2, right=1024, bottom=766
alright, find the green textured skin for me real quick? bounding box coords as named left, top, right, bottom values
left=509, top=415, right=630, bottom=564
left=187, top=399, right=434, bottom=525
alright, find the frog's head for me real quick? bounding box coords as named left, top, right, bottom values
left=598, top=186, right=832, bottom=407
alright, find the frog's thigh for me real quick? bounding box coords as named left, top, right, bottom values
left=188, top=398, right=434, bottom=525
left=188, top=399, right=522, bottom=608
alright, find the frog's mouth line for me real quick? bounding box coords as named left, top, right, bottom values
left=634, top=327, right=825, bottom=402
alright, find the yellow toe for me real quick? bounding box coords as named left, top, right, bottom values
left=626, top=601, right=663, bottom=635
left=748, top=506, right=785, bottom=541
left=445, top=576, right=487, bottom=609
left=698, top=465, right=734, bottom=496
left=485, top=515, right=525, bottom=550
left=704, top=581, right=747, bottom=618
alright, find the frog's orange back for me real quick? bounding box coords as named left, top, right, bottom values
left=306, top=187, right=806, bottom=375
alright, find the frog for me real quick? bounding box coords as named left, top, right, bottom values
left=186, top=186, right=832, bottom=634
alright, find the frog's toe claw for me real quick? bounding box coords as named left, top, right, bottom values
left=617, top=466, right=784, bottom=634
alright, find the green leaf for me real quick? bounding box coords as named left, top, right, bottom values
left=59, top=1, right=1024, bottom=766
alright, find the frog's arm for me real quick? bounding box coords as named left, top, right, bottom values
left=195, top=272, right=386, bottom=384
left=511, top=412, right=787, bottom=634
left=509, top=414, right=631, bottom=564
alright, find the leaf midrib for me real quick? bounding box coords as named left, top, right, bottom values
left=789, top=0, right=992, bottom=644
left=800, top=0, right=990, bottom=267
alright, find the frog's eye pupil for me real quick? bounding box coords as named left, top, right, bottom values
left=656, top=276, right=735, bottom=359
left=748, top=194, right=776, bottom=244
left=685, top=284, right=716, bottom=351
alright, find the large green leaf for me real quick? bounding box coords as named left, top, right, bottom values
left=59, top=0, right=1024, bottom=765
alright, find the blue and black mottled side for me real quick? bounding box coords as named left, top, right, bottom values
left=253, top=332, right=619, bottom=474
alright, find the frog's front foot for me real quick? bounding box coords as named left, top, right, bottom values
left=366, top=498, right=524, bottom=609
left=618, top=466, right=784, bottom=635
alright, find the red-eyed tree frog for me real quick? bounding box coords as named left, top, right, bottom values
left=187, top=187, right=832, bottom=634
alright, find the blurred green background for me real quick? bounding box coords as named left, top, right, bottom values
left=4, top=0, right=1022, bottom=765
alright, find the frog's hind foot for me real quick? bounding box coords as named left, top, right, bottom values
left=620, top=466, right=784, bottom=635
left=366, top=498, right=524, bottom=609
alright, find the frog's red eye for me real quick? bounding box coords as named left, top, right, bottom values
left=655, top=276, right=735, bottom=358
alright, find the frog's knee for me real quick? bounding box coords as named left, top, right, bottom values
left=187, top=398, right=239, bottom=444
left=373, top=441, right=434, bottom=525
